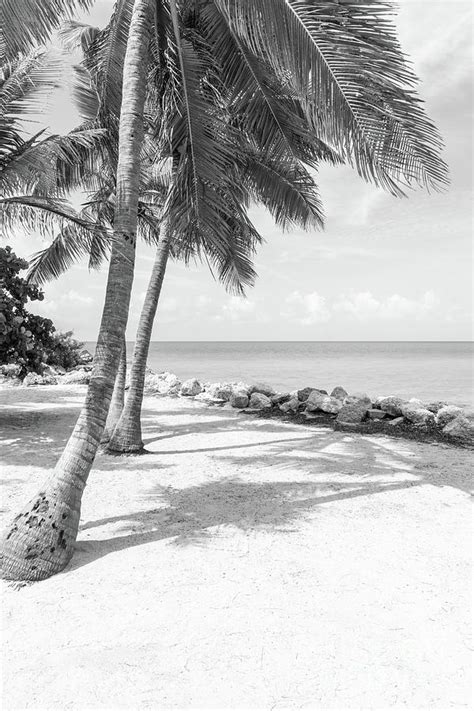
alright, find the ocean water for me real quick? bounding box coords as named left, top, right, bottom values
left=85, top=341, right=473, bottom=406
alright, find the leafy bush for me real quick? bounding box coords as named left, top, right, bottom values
left=43, top=330, right=86, bottom=371
left=0, top=246, right=85, bottom=376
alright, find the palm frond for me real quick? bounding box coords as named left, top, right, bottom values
left=0, top=128, right=105, bottom=195
left=81, top=0, right=134, bottom=121
left=59, top=19, right=100, bottom=53
left=243, top=148, right=324, bottom=231
left=0, top=50, right=61, bottom=159
left=0, top=0, right=94, bottom=61
left=27, top=219, right=108, bottom=284
left=70, top=64, right=100, bottom=122
left=165, top=7, right=249, bottom=265
left=0, top=194, right=99, bottom=239
left=199, top=2, right=342, bottom=169
left=214, top=0, right=448, bottom=193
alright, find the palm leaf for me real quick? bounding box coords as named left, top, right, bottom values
left=199, top=2, right=342, bottom=169
left=0, top=195, right=99, bottom=239
left=1, top=128, right=104, bottom=196
left=243, top=147, right=324, bottom=231
left=0, top=0, right=94, bottom=61
left=213, top=0, right=448, bottom=193
left=27, top=220, right=109, bottom=284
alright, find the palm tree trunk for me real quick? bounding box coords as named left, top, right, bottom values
left=107, top=227, right=170, bottom=453
left=101, top=335, right=127, bottom=444
left=0, top=0, right=152, bottom=581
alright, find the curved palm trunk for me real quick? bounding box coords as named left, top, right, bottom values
left=0, top=0, right=152, bottom=581
left=108, top=228, right=170, bottom=453
left=101, top=335, right=127, bottom=444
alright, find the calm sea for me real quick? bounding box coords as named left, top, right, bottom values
left=84, top=341, right=474, bottom=406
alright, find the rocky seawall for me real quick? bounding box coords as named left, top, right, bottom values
left=2, top=362, right=473, bottom=447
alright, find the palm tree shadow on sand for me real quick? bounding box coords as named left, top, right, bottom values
left=68, top=475, right=422, bottom=575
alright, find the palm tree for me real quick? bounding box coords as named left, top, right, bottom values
left=1, top=0, right=448, bottom=581
left=26, top=9, right=332, bottom=454
left=101, top=334, right=127, bottom=443
left=1, top=0, right=153, bottom=581
left=107, top=223, right=171, bottom=452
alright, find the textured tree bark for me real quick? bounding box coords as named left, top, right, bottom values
left=101, top=335, right=127, bottom=444
left=107, top=227, right=170, bottom=453
left=0, top=0, right=152, bottom=581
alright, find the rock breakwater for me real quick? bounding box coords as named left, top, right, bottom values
left=3, top=362, right=473, bottom=447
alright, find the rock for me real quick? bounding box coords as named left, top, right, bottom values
left=232, top=382, right=250, bottom=395
left=387, top=417, right=404, bottom=427
left=41, top=364, right=61, bottom=379
left=249, top=392, right=272, bottom=410
left=425, top=401, right=447, bottom=414
left=0, top=374, right=22, bottom=387
left=320, top=396, right=343, bottom=414
left=60, top=368, right=90, bottom=385
left=305, top=390, right=326, bottom=412
left=144, top=371, right=181, bottom=395
left=436, top=405, right=464, bottom=428
left=22, top=373, right=39, bottom=387
left=194, top=391, right=215, bottom=403
left=330, top=386, right=348, bottom=401
left=401, top=405, right=435, bottom=426
left=443, top=415, right=474, bottom=444
left=23, top=372, right=58, bottom=386
left=77, top=348, right=93, bottom=364
left=377, top=396, right=406, bottom=417
left=336, top=401, right=369, bottom=425
left=0, top=364, right=22, bottom=378
left=312, top=395, right=343, bottom=415
left=405, top=398, right=425, bottom=410
left=72, top=363, right=93, bottom=372
left=143, top=372, right=163, bottom=394
left=344, top=393, right=372, bottom=407
left=207, top=382, right=233, bottom=401
left=279, top=397, right=300, bottom=414
left=297, top=387, right=315, bottom=402
left=180, top=378, right=203, bottom=396
left=368, top=409, right=386, bottom=420
left=248, top=382, right=276, bottom=398
left=0, top=364, right=22, bottom=387
left=426, top=401, right=447, bottom=414
left=271, top=392, right=291, bottom=405
left=230, top=390, right=249, bottom=409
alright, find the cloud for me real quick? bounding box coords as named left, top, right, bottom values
left=283, top=291, right=331, bottom=325
left=221, top=296, right=256, bottom=321
left=33, top=290, right=93, bottom=316
left=159, top=296, right=178, bottom=313
left=64, top=290, right=93, bottom=305
left=334, top=290, right=440, bottom=320
left=277, top=243, right=377, bottom=264
left=197, top=295, right=212, bottom=309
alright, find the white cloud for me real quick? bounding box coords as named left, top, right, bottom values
left=222, top=296, right=256, bottom=321
left=65, top=290, right=93, bottom=305
left=334, top=290, right=440, bottom=321
left=159, top=296, right=178, bottom=313
left=283, top=291, right=331, bottom=325
left=197, top=295, right=212, bottom=309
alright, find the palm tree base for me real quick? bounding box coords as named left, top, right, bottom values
left=0, top=483, right=80, bottom=581
left=105, top=440, right=146, bottom=454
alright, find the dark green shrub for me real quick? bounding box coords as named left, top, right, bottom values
left=0, top=246, right=85, bottom=376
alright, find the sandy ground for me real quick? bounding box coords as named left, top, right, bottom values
left=0, top=385, right=472, bottom=711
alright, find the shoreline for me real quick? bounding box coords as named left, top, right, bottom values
left=2, top=364, right=473, bottom=448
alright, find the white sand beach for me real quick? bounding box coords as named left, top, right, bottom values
left=1, top=385, right=472, bottom=710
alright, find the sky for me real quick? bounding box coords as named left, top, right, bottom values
left=8, top=0, right=473, bottom=341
